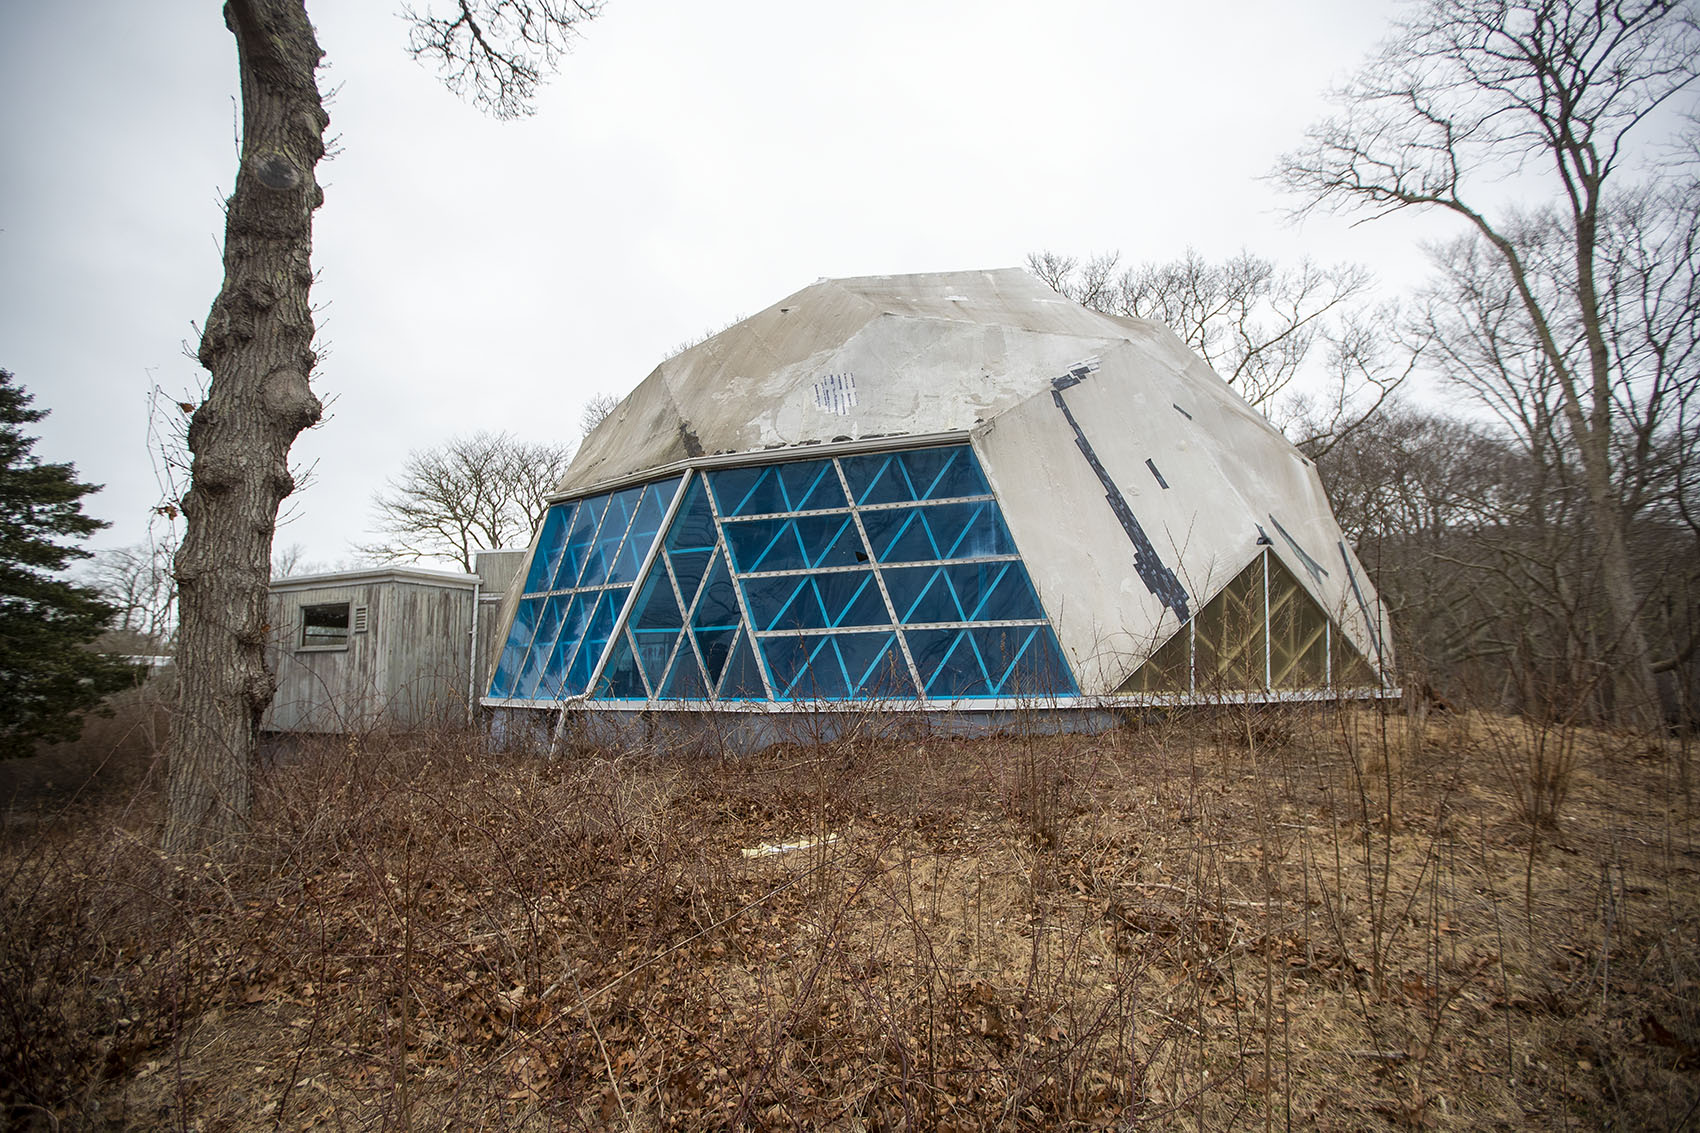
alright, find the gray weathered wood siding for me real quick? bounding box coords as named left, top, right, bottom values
left=264, top=573, right=476, bottom=733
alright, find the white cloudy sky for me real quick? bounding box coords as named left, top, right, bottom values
left=1, top=0, right=1448, bottom=569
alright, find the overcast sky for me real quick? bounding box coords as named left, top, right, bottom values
left=1, top=0, right=1447, bottom=570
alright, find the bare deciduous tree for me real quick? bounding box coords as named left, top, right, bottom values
left=1027, top=248, right=1413, bottom=445
left=364, top=431, right=575, bottom=571
left=84, top=542, right=178, bottom=647
left=163, top=0, right=604, bottom=854
left=405, top=0, right=602, bottom=120
left=1278, top=0, right=1699, bottom=726
left=578, top=391, right=618, bottom=440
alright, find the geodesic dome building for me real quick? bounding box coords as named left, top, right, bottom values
left=483, top=269, right=1392, bottom=725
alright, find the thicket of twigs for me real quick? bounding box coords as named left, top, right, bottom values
left=2, top=701, right=1697, bottom=1130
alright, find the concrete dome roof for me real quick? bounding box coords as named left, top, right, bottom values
left=526, top=267, right=1392, bottom=698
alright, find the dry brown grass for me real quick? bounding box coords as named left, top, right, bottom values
left=2, top=704, right=1697, bottom=1130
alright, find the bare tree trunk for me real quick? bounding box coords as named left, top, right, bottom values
left=163, top=0, right=327, bottom=855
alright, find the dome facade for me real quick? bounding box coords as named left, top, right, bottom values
left=484, top=269, right=1393, bottom=714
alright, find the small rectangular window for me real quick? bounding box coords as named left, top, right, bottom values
left=300, top=602, right=351, bottom=648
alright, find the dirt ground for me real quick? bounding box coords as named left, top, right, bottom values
left=3, top=704, right=1698, bottom=1130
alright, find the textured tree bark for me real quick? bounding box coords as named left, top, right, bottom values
left=163, top=0, right=327, bottom=855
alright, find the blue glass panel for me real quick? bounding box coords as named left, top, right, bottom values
left=840, top=452, right=910, bottom=506
left=743, top=570, right=887, bottom=632
left=578, top=485, right=643, bottom=590
left=861, top=507, right=937, bottom=563
left=668, top=550, right=714, bottom=609
left=762, top=635, right=849, bottom=699
left=592, top=630, right=646, bottom=699
left=522, top=504, right=574, bottom=595
left=883, top=566, right=965, bottom=624
left=632, top=628, right=680, bottom=693
left=727, top=513, right=865, bottom=574
left=709, top=465, right=785, bottom=518
left=717, top=631, right=768, bottom=699
left=864, top=502, right=1014, bottom=564
left=694, top=625, right=738, bottom=685
left=817, top=571, right=888, bottom=627
left=960, top=561, right=1044, bottom=621
left=841, top=447, right=986, bottom=505
left=629, top=566, right=682, bottom=631
left=690, top=551, right=742, bottom=630
left=906, top=628, right=994, bottom=698
left=561, top=587, right=627, bottom=696
left=710, top=459, right=845, bottom=516
left=899, top=446, right=989, bottom=501
left=741, top=574, right=812, bottom=632
left=980, top=626, right=1076, bottom=697
left=972, top=625, right=1039, bottom=694
left=836, top=633, right=915, bottom=698
left=532, top=594, right=590, bottom=699
left=659, top=646, right=708, bottom=699
left=723, top=518, right=797, bottom=573
left=883, top=562, right=1042, bottom=624
left=665, top=477, right=717, bottom=553
left=607, top=477, right=681, bottom=585
left=513, top=594, right=572, bottom=699
left=489, top=596, right=543, bottom=697
left=553, top=494, right=611, bottom=589
left=777, top=460, right=846, bottom=511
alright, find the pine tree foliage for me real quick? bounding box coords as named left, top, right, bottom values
left=0, top=370, right=134, bottom=758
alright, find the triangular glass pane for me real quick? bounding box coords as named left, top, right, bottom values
left=758, top=634, right=818, bottom=699
left=717, top=631, right=769, bottom=700
left=562, top=588, right=627, bottom=696
left=931, top=502, right=1015, bottom=559
left=1120, top=623, right=1192, bottom=694
left=786, top=637, right=851, bottom=699
left=522, top=504, right=574, bottom=595
left=862, top=508, right=936, bottom=563
left=724, top=517, right=806, bottom=573
left=709, top=464, right=785, bottom=517
left=817, top=570, right=888, bottom=628
left=883, top=566, right=961, bottom=624
left=902, top=446, right=989, bottom=501
left=838, top=632, right=915, bottom=698
left=795, top=513, right=866, bottom=569
left=668, top=550, right=714, bottom=609
left=633, top=628, right=681, bottom=692
left=629, top=565, right=683, bottom=631
left=1193, top=555, right=1267, bottom=692
left=593, top=630, right=647, bottom=700
left=608, top=476, right=682, bottom=586
left=533, top=593, right=590, bottom=699
left=665, top=476, right=718, bottom=553
left=780, top=459, right=847, bottom=511
left=906, top=628, right=992, bottom=697
left=690, top=551, right=742, bottom=631
left=839, top=452, right=907, bottom=505
left=955, top=561, right=1042, bottom=621
left=1331, top=631, right=1376, bottom=688
left=553, top=493, right=611, bottom=589
left=513, top=595, right=572, bottom=699
left=977, top=625, right=1040, bottom=695
left=743, top=573, right=813, bottom=632
left=660, top=646, right=709, bottom=699
left=694, top=625, right=738, bottom=685
left=987, top=626, right=1076, bottom=697
left=579, top=485, right=644, bottom=590
left=489, top=596, right=544, bottom=697
left=1268, top=553, right=1329, bottom=688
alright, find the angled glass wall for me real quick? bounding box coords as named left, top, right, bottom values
left=1118, top=548, right=1378, bottom=695
left=488, top=445, right=1077, bottom=705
